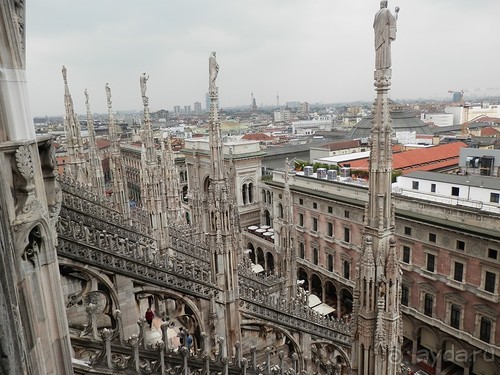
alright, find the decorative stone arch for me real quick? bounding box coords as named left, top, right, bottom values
left=133, top=286, right=206, bottom=335
left=246, top=242, right=256, bottom=263
left=256, top=247, right=265, bottom=268
left=241, top=319, right=304, bottom=371
left=324, top=280, right=337, bottom=306
left=310, top=273, right=323, bottom=299
left=414, top=324, right=441, bottom=357
left=203, top=175, right=211, bottom=194
left=57, top=260, right=120, bottom=335
left=263, top=209, right=271, bottom=226
left=297, top=267, right=309, bottom=290
left=338, top=288, right=353, bottom=316
left=266, top=251, right=274, bottom=272
left=241, top=178, right=255, bottom=205
left=14, top=217, right=55, bottom=270
left=310, top=340, right=351, bottom=371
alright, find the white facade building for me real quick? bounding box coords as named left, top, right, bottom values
left=291, top=117, right=333, bottom=135
left=445, top=103, right=500, bottom=125
left=393, top=171, right=500, bottom=213
left=420, top=113, right=454, bottom=127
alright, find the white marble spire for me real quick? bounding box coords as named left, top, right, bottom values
left=84, top=89, right=105, bottom=196
left=106, top=83, right=130, bottom=219
left=351, top=3, right=402, bottom=375
left=62, top=66, right=86, bottom=181
left=206, top=51, right=241, bottom=351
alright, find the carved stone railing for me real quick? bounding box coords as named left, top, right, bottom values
left=238, top=262, right=285, bottom=294
left=169, top=227, right=211, bottom=268
left=60, top=205, right=152, bottom=245
left=239, top=285, right=352, bottom=347
left=70, top=318, right=338, bottom=375
left=60, top=177, right=152, bottom=236
left=57, top=215, right=220, bottom=299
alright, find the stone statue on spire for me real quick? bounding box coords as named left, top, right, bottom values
left=105, top=83, right=112, bottom=106
left=209, top=51, right=219, bottom=93
left=140, top=72, right=149, bottom=106
left=373, top=0, right=399, bottom=70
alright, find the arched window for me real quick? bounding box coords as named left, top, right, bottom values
left=248, top=183, right=253, bottom=203
left=266, top=252, right=274, bottom=272
left=182, top=186, right=188, bottom=203
left=264, top=210, right=271, bottom=226
left=242, top=184, right=248, bottom=205
left=278, top=203, right=284, bottom=219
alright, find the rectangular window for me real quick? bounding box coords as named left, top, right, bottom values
left=451, top=187, right=460, bottom=196
left=312, top=218, right=318, bottom=231
left=298, top=213, right=304, bottom=227
left=327, top=254, right=334, bottom=271
left=412, top=181, right=419, bottom=190
left=450, top=305, right=461, bottom=329
left=491, top=193, right=500, bottom=203
left=344, top=210, right=350, bottom=218
left=424, top=294, right=433, bottom=317
left=328, top=206, right=333, bottom=214
left=343, top=260, right=350, bottom=279
left=426, top=254, right=436, bottom=272
left=484, top=271, right=496, bottom=293
left=313, top=202, right=318, bottom=209
left=402, top=246, right=411, bottom=263
left=299, top=198, right=303, bottom=205
left=404, top=226, right=412, bottom=236
left=480, top=317, right=491, bottom=343
left=488, top=249, right=498, bottom=260
left=429, top=233, right=436, bottom=243
left=299, top=243, right=305, bottom=259
left=431, top=183, right=436, bottom=193
left=401, top=285, right=409, bottom=306
left=344, top=227, right=350, bottom=243
left=453, top=262, right=464, bottom=282
left=456, top=240, right=465, bottom=251
left=327, top=222, right=333, bottom=237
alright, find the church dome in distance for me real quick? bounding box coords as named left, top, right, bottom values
left=347, top=109, right=432, bottom=139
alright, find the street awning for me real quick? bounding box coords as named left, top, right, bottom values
left=312, top=303, right=336, bottom=315
left=251, top=264, right=264, bottom=274
left=308, top=294, right=335, bottom=315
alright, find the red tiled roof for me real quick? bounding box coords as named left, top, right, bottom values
left=481, top=127, right=500, bottom=136
left=342, top=142, right=467, bottom=173
left=96, top=139, right=111, bottom=149
left=242, top=133, right=274, bottom=141
left=321, top=139, right=360, bottom=151
left=470, top=115, right=500, bottom=124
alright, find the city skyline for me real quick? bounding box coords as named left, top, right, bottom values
left=26, top=0, right=500, bottom=116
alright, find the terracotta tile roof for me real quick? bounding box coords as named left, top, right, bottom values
left=481, top=127, right=500, bottom=136
left=96, top=139, right=111, bottom=149
left=320, top=139, right=360, bottom=151
left=242, top=133, right=274, bottom=141
left=470, top=115, right=500, bottom=124
left=341, top=141, right=467, bottom=173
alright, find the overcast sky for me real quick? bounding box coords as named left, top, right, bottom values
left=26, top=0, right=500, bottom=117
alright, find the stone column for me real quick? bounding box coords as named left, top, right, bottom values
left=411, top=332, right=418, bottom=364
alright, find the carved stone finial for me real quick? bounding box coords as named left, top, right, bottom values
left=62, top=65, right=68, bottom=84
